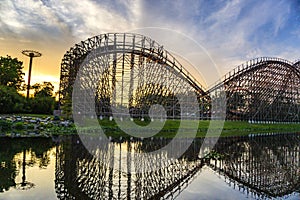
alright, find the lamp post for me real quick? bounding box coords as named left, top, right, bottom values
left=21, top=50, right=42, bottom=98
left=15, top=149, right=35, bottom=190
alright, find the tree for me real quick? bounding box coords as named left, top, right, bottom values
left=0, top=55, right=24, bottom=90
left=30, top=96, right=55, bottom=114
left=0, top=85, right=26, bottom=113
left=32, top=82, right=54, bottom=97
left=29, top=82, right=56, bottom=114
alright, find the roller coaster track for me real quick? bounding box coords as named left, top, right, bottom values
left=59, top=33, right=300, bottom=122
left=208, top=57, right=300, bottom=122
left=59, top=33, right=206, bottom=99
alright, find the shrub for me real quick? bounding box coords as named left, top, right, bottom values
left=45, top=123, right=54, bottom=128
left=14, top=121, right=24, bottom=130
left=30, top=96, right=55, bottom=114
left=27, top=124, right=34, bottom=129
left=0, top=120, right=12, bottom=131
left=0, top=85, right=26, bottom=113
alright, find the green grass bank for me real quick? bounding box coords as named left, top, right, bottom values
left=75, top=119, right=300, bottom=138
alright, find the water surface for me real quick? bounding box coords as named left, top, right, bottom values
left=0, top=133, right=299, bottom=199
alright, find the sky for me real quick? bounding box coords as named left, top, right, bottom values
left=1, top=0, right=300, bottom=93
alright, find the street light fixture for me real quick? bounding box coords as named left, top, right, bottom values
left=21, top=50, right=42, bottom=98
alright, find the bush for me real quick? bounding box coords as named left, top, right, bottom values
left=27, top=124, right=34, bottom=129
left=14, top=121, right=24, bottom=130
left=0, top=85, right=26, bottom=113
left=44, top=123, right=54, bottom=128
left=0, top=120, right=12, bottom=131
left=30, top=96, right=55, bottom=114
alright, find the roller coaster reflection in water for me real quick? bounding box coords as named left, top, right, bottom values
left=55, top=133, right=300, bottom=200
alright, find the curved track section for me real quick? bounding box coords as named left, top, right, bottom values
left=209, top=57, right=300, bottom=122
left=59, top=34, right=300, bottom=122
left=59, top=33, right=208, bottom=119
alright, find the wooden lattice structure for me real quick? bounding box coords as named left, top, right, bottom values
left=59, top=33, right=300, bottom=122
left=209, top=57, right=300, bottom=122
left=59, top=33, right=208, bottom=120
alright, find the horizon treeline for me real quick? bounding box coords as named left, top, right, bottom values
left=0, top=55, right=57, bottom=114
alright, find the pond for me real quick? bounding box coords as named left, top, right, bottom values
left=0, top=133, right=299, bottom=199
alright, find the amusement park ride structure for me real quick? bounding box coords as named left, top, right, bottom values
left=59, top=33, right=300, bottom=122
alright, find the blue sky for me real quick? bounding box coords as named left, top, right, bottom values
left=0, top=0, right=299, bottom=88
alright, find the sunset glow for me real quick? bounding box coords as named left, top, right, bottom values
left=1, top=0, right=299, bottom=93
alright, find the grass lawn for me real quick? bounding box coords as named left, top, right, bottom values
left=2, top=115, right=299, bottom=138
left=74, top=118, right=300, bottom=138
left=219, top=121, right=300, bottom=137
left=1, top=113, right=52, bottom=118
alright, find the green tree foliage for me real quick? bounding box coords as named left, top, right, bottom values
left=28, top=82, right=56, bottom=114
left=30, top=96, right=55, bottom=114
left=32, top=81, right=54, bottom=97
left=0, top=55, right=57, bottom=114
left=0, top=119, right=12, bottom=131
left=0, top=85, right=26, bottom=113
left=0, top=55, right=24, bottom=90
left=27, top=82, right=56, bottom=114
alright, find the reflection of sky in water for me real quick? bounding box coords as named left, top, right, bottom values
left=179, top=166, right=300, bottom=200
left=179, top=166, right=255, bottom=200
left=1, top=147, right=57, bottom=200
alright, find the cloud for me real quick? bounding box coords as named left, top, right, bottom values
left=0, top=0, right=299, bottom=83
left=127, top=0, right=295, bottom=76
left=201, top=0, right=291, bottom=53
left=0, top=0, right=140, bottom=42
left=197, top=0, right=293, bottom=71
left=0, top=0, right=69, bottom=43
left=47, top=0, right=121, bottom=39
